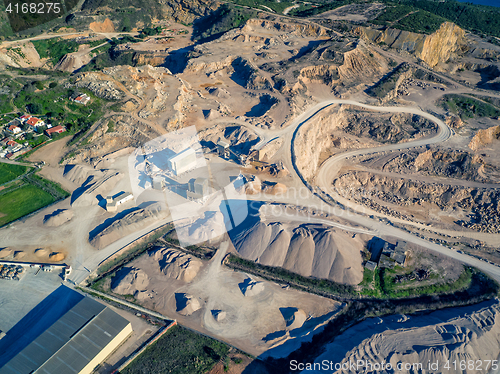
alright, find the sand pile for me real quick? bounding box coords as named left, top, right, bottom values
left=207, top=87, right=230, bottom=98
left=89, top=18, right=115, bottom=33
left=111, top=267, right=150, bottom=295
left=241, top=175, right=262, bottom=195
left=13, top=251, right=26, bottom=259
left=43, top=209, right=74, bottom=226
left=257, top=162, right=290, bottom=178
left=232, top=221, right=364, bottom=285
left=90, top=204, right=167, bottom=249
left=49, top=252, right=65, bottom=261
left=258, top=138, right=283, bottom=162
left=281, top=308, right=308, bottom=330
left=68, top=167, right=123, bottom=207
left=152, top=247, right=202, bottom=282
left=212, top=310, right=227, bottom=322
left=34, top=248, right=49, bottom=258
left=239, top=278, right=265, bottom=297
left=175, top=293, right=201, bottom=316
left=63, top=164, right=95, bottom=185
left=330, top=301, right=500, bottom=374
left=0, top=248, right=13, bottom=258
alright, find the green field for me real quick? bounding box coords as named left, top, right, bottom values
left=0, top=184, right=54, bottom=226
left=359, top=266, right=474, bottom=298
left=31, top=38, right=79, bottom=65
left=441, top=94, right=500, bottom=119
left=0, top=166, right=69, bottom=226
left=122, top=325, right=230, bottom=374
left=0, top=163, right=27, bottom=185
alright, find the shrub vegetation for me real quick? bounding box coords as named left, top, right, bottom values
left=122, top=325, right=230, bottom=374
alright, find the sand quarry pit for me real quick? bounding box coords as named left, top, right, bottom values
left=108, top=242, right=343, bottom=357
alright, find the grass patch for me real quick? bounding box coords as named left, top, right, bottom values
left=0, top=170, right=69, bottom=226
left=31, top=38, right=79, bottom=65
left=0, top=183, right=54, bottom=226
left=122, top=325, right=230, bottom=374
left=192, top=4, right=257, bottom=42
left=12, top=79, right=107, bottom=141
left=226, top=0, right=293, bottom=14
left=441, top=94, right=500, bottom=119
left=0, top=163, right=28, bottom=185
left=106, top=120, right=115, bottom=133
left=394, top=10, right=447, bottom=34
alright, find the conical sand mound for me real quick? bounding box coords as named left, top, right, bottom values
left=232, top=220, right=364, bottom=285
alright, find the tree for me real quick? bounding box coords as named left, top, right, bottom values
left=27, top=102, right=43, bottom=114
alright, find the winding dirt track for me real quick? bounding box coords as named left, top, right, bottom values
left=280, top=99, right=500, bottom=282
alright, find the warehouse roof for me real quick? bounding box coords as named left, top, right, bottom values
left=1, top=297, right=130, bottom=374
left=168, top=147, right=196, bottom=163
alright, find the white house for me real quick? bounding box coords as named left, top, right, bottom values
left=7, top=125, right=22, bottom=135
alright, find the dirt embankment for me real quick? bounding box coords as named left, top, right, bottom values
left=370, top=148, right=500, bottom=184
left=357, top=22, right=467, bottom=69
left=334, top=170, right=500, bottom=233
left=0, top=42, right=44, bottom=68
left=316, top=300, right=500, bottom=374
left=89, top=18, right=115, bottom=33
left=90, top=203, right=168, bottom=249
left=469, top=125, right=500, bottom=151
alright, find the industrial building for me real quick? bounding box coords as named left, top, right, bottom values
left=167, top=148, right=197, bottom=176
left=216, top=140, right=230, bottom=159
left=1, top=297, right=132, bottom=374
left=106, top=192, right=134, bottom=212
left=187, top=177, right=209, bottom=200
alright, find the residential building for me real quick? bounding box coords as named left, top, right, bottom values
left=26, top=116, right=45, bottom=129
left=6, top=125, right=21, bottom=135
left=71, top=93, right=91, bottom=105
left=19, top=114, right=31, bottom=123
left=45, top=125, right=66, bottom=137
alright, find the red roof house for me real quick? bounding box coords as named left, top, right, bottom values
left=45, top=125, right=66, bottom=137
left=7, top=125, right=22, bottom=134
left=26, top=117, right=44, bottom=127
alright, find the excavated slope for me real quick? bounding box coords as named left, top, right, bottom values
left=334, top=171, right=500, bottom=233
left=294, top=105, right=436, bottom=180
left=469, top=125, right=500, bottom=151
left=90, top=204, right=167, bottom=249
left=357, top=22, right=467, bottom=68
